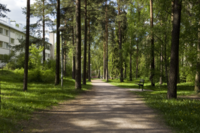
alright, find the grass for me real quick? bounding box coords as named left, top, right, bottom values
left=0, top=70, right=92, bottom=133
left=106, top=78, right=200, bottom=133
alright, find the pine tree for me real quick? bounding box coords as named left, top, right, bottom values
left=23, top=0, right=30, bottom=91
left=0, top=3, right=10, bottom=18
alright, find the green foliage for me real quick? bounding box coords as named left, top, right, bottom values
left=0, top=70, right=92, bottom=132
left=29, top=44, right=43, bottom=68
left=107, top=79, right=200, bottom=133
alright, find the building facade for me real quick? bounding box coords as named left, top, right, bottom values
left=0, top=17, right=55, bottom=67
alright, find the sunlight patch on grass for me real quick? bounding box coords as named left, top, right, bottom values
left=0, top=70, right=92, bottom=132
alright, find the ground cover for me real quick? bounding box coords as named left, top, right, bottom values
left=106, top=79, right=200, bottom=133
left=0, top=70, right=92, bottom=133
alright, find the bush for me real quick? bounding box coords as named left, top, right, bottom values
left=13, top=68, right=55, bottom=83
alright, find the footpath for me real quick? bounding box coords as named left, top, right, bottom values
left=17, top=79, right=172, bottom=133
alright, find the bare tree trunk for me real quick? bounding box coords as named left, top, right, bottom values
left=136, top=42, right=139, bottom=79
left=42, top=0, right=45, bottom=65
left=195, top=21, right=200, bottom=92
left=64, top=46, right=66, bottom=76
left=72, top=18, right=75, bottom=79
left=23, top=0, right=30, bottom=91
left=55, top=0, right=60, bottom=85
left=150, top=0, right=155, bottom=86
left=129, top=37, right=132, bottom=81
left=75, top=0, right=81, bottom=89
left=118, top=0, right=123, bottom=82
left=88, top=18, right=90, bottom=81
left=105, top=0, right=108, bottom=82
left=103, top=41, right=106, bottom=79
left=160, top=44, right=163, bottom=85
left=83, top=0, right=87, bottom=85
left=167, top=0, right=182, bottom=99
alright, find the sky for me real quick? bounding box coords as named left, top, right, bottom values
left=1, top=0, right=37, bottom=26
left=1, top=0, right=117, bottom=27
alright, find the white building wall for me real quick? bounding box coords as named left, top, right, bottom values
left=0, top=17, right=53, bottom=68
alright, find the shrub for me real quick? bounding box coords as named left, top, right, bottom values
left=13, top=68, right=55, bottom=83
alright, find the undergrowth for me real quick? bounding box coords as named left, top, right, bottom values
left=0, top=70, right=92, bottom=132
left=107, top=78, right=199, bottom=133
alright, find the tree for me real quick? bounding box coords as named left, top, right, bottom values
left=83, top=0, right=87, bottom=85
left=167, top=0, right=182, bottom=99
left=150, top=0, right=155, bottom=86
left=75, top=0, right=81, bottom=89
left=117, top=0, right=123, bottom=82
left=23, top=0, right=30, bottom=91
left=0, top=3, right=10, bottom=18
left=55, top=0, right=60, bottom=85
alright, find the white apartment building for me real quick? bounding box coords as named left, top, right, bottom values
left=0, top=17, right=55, bottom=67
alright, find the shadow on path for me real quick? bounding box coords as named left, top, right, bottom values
left=17, top=79, right=172, bottom=133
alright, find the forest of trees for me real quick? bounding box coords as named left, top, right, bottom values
left=1, top=0, right=200, bottom=99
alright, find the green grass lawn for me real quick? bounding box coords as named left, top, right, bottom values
left=0, top=70, right=92, bottom=133
left=106, top=79, right=200, bottom=133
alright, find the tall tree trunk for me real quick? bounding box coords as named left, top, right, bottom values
left=72, top=18, right=75, bottom=79
left=136, top=41, right=139, bottom=79
left=88, top=13, right=91, bottom=82
left=165, top=32, right=169, bottom=86
left=103, top=40, right=106, bottom=79
left=195, top=21, right=200, bottom=92
left=124, top=63, right=127, bottom=79
left=150, top=0, right=155, bottom=86
left=64, top=45, right=66, bottom=76
left=118, top=0, right=123, bottom=82
left=160, top=44, right=163, bottom=85
left=105, top=0, right=108, bottom=82
left=83, top=0, right=87, bottom=85
left=129, top=37, right=132, bottom=81
left=23, top=0, right=30, bottom=91
left=72, top=20, right=75, bottom=79
left=75, top=0, right=81, bottom=89
left=42, top=0, right=45, bottom=65
left=167, top=0, right=182, bottom=99
left=55, top=0, right=60, bottom=85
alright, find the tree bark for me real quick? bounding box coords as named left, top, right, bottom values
left=195, top=21, right=200, bottom=92
left=64, top=44, right=66, bottom=76
left=23, top=0, right=30, bottom=91
left=118, top=0, right=123, bottom=82
left=105, top=0, right=108, bottom=82
left=160, top=44, right=163, bottom=85
left=75, top=0, right=81, bottom=89
left=42, top=0, right=45, bottom=65
left=55, top=0, right=60, bottom=85
left=129, top=37, right=132, bottom=81
left=72, top=20, right=75, bottom=79
left=167, top=0, right=182, bottom=99
left=83, top=0, right=87, bottom=85
left=88, top=13, right=91, bottom=82
left=136, top=41, right=139, bottom=79
left=150, top=0, right=155, bottom=86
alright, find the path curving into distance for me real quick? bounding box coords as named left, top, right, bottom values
left=18, top=79, right=172, bottom=133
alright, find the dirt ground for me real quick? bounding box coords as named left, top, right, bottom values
left=16, top=79, right=172, bottom=133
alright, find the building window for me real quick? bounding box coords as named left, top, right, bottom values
left=0, top=41, right=3, bottom=48
left=4, top=29, right=8, bottom=36
left=11, top=38, right=14, bottom=44
left=0, top=54, right=3, bottom=60
left=0, top=28, right=3, bottom=34
left=3, top=42, right=9, bottom=49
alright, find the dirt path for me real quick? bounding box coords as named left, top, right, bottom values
left=18, top=79, right=172, bottom=133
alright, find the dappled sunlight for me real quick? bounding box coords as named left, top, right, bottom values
left=20, top=79, right=171, bottom=133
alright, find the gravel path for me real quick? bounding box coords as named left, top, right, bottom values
left=18, top=79, right=172, bottom=133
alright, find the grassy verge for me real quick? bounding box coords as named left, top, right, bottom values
left=0, top=70, right=92, bottom=133
left=106, top=79, right=200, bottom=133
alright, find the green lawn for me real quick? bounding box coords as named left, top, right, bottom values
left=106, top=79, right=200, bottom=133
left=0, top=70, right=92, bottom=133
